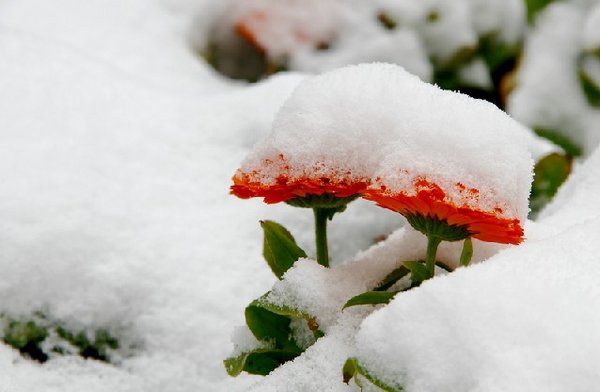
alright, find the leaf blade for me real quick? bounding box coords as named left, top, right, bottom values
left=343, top=291, right=397, bottom=310
left=261, top=220, right=307, bottom=279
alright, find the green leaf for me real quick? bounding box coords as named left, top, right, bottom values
left=579, top=66, right=600, bottom=107
left=374, top=265, right=410, bottom=291
left=224, top=348, right=299, bottom=376
left=245, top=299, right=302, bottom=353
left=343, top=291, right=398, bottom=310
left=226, top=295, right=321, bottom=377
left=261, top=220, right=307, bottom=279
left=529, top=153, right=572, bottom=216
left=479, top=38, right=519, bottom=73
left=404, top=260, right=430, bottom=285
left=251, top=296, right=306, bottom=319
left=250, top=294, right=322, bottom=334
left=460, top=238, right=473, bottom=267
left=534, top=128, right=582, bottom=157
left=525, top=0, right=556, bottom=23
left=343, top=357, right=403, bottom=391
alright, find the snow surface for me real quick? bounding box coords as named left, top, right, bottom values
left=2, top=0, right=600, bottom=391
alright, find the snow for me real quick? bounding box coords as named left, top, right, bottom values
left=355, top=217, right=600, bottom=391
left=0, top=0, right=304, bottom=390
left=2, top=0, right=600, bottom=391
left=582, top=3, right=600, bottom=50
left=508, top=1, right=600, bottom=155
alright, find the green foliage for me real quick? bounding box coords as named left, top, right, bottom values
left=433, top=34, right=519, bottom=109
left=224, top=348, right=300, bottom=376
left=343, top=357, right=403, bottom=391
left=225, top=294, right=320, bottom=377
left=525, top=0, right=556, bottom=23
left=534, top=128, right=582, bottom=157
left=286, top=193, right=359, bottom=212
left=374, top=265, right=410, bottom=291
left=529, top=153, right=572, bottom=216
left=579, top=66, right=600, bottom=108
left=1, top=314, right=119, bottom=363
left=459, top=238, right=473, bottom=267
left=261, top=220, right=307, bottom=279
left=343, top=291, right=398, bottom=310
left=3, top=319, right=49, bottom=362
left=403, top=260, right=431, bottom=285
left=225, top=218, right=319, bottom=377
left=405, top=213, right=471, bottom=242
left=56, top=327, right=118, bottom=361
left=245, top=299, right=303, bottom=353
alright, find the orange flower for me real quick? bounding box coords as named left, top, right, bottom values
left=231, top=154, right=367, bottom=267
left=364, top=178, right=524, bottom=245
left=229, top=1, right=338, bottom=60
left=230, top=154, right=369, bottom=204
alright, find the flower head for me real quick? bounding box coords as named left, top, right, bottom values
left=230, top=153, right=368, bottom=204
left=365, top=177, right=524, bottom=244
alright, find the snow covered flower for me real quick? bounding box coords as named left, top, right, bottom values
left=232, top=63, right=534, bottom=273
left=231, top=154, right=367, bottom=205
left=365, top=177, right=525, bottom=278
left=231, top=153, right=368, bottom=267
left=365, top=178, right=524, bottom=245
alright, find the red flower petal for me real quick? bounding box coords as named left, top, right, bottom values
left=364, top=178, right=524, bottom=245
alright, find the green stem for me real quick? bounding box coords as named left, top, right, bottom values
left=313, top=208, right=330, bottom=267
left=425, top=236, right=442, bottom=278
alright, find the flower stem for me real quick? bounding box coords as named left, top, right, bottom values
left=425, top=236, right=442, bottom=278
left=313, top=208, right=330, bottom=267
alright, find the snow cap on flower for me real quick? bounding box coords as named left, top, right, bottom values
left=232, top=63, right=533, bottom=241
